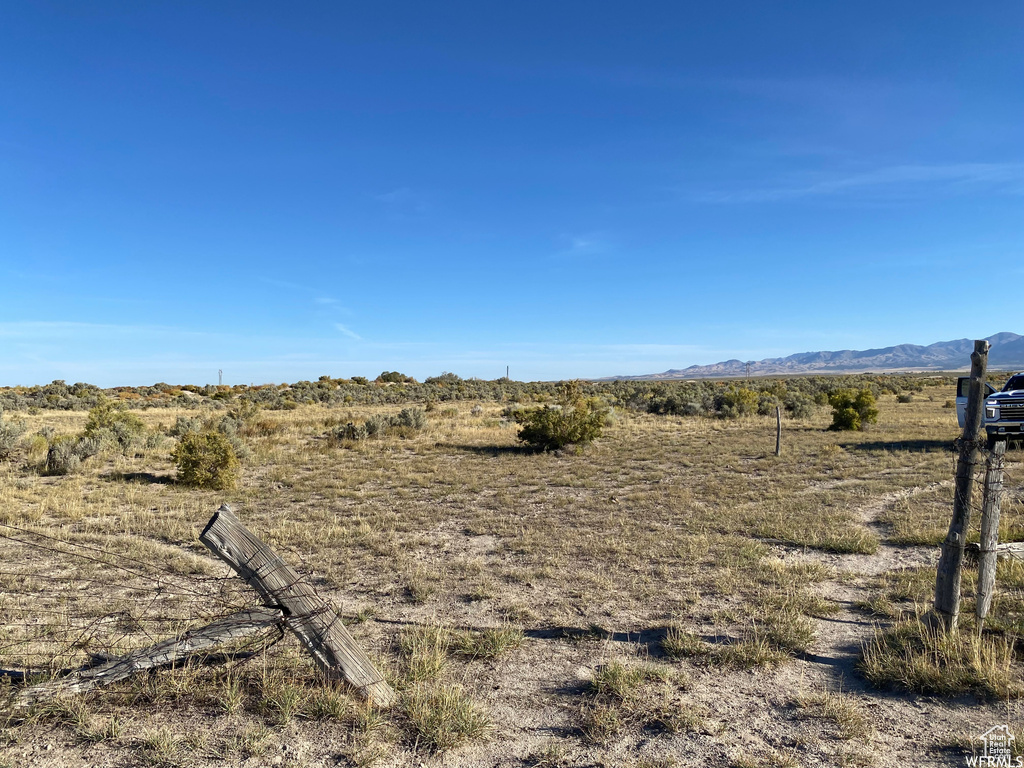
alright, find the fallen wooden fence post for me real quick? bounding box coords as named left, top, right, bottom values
left=200, top=505, right=396, bottom=707
left=15, top=606, right=283, bottom=707
left=976, top=440, right=1007, bottom=626
left=933, top=339, right=989, bottom=631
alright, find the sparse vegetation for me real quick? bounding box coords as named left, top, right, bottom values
left=329, top=407, right=427, bottom=443
left=0, top=374, right=1019, bottom=766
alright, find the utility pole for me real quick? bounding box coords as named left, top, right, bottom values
left=506, top=365, right=509, bottom=380
left=219, top=369, right=223, bottom=386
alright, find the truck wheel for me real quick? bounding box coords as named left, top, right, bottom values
left=987, top=434, right=1001, bottom=450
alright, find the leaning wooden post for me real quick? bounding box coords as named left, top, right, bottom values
left=200, top=505, right=396, bottom=707
left=933, top=340, right=989, bottom=630
left=15, top=607, right=284, bottom=707
left=976, top=440, right=1007, bottom=626
left=775, top=405, right=782, bottom=457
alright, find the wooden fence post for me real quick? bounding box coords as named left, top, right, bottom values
left=976, top=440, right=1007, bottom=626
left=933, top=339, right=989, bottom=630
left=200, top=505, right=396, bottom=707
left=15, top=607, right=284, bottom=707
left=775, top=405, right=782, bottom=457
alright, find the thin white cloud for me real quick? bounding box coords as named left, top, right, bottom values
left=691, top=162, right=1024, bottom=204
left=374, top=187, right=414, bottom=203
left=334, top=323, right=362, bottom=341
left=372, top=187, right=431, bottom=217
left=556, top=231, right=612, bottom=257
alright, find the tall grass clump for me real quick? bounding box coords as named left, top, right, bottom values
left=859, top=619, right=1021, bottom=698
left=401, top=683, right=490, bottom=751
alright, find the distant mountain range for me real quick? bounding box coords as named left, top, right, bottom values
left=609, top=332, right=1024, bottom=380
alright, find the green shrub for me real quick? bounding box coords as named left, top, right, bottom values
left=896, top=393, right=914, bottom=403
left=514, top=381, right=605, bottom=451
left=715, top=386, right=758, bottom=418
left=171, top=432, right=240, bottom=490
left=376, top=371, right=414, bottom=384
left=828, top=388, right=879, bottom=431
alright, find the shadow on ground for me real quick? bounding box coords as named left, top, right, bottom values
left=446, top=444, right=539, bottom=456
left=103, top=471, right=176, bottom=485
left=844, top=439, right=953, bottom=453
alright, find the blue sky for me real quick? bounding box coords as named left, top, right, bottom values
left=1, top=2, right=1021, bottom=386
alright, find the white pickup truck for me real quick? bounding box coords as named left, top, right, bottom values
left=957, top=373, right=1024, bottom=447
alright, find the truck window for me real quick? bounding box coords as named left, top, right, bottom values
left=1003, top=375, right=1024, bottom=392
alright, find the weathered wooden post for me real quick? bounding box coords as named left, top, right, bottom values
left=775, top=405, right=782, bottom=457
left=933, top=340, right=989, bottom=630
left=976, top=440, right=1007, bottom=626
left=200, top=505, right=396, bottom=706
left=15, top=607, right=284, bottom=707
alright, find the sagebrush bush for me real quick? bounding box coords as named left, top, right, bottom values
left=828, top=388, right=879, bottom=431
left=331, top=422, right=369, bottom=441
left=169, top=415, right=204, bottom=437
left=337, top=409, right=428, bottom=442
left=0, top=410, right=26, bottom=460
left=364, top=414, right=390, bottom=437
left=784, top=393, right=816, bottom=419
left=396, top=407, right=427, bottom=430
left=514, top=381, right=605, bottom=452
left=83, top=399, right=147, bottom=455
left=44, top=437, right=82, bottom=475
left=171, top=431, right=240, bottom=490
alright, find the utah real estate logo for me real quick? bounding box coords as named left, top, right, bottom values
left=967, top=725, right=1022, bottom=767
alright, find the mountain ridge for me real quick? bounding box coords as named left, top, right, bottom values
left=606, top=332, right=1024, bottom=380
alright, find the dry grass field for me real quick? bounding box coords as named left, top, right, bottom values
left=1, top=386, right=1023, bottom=767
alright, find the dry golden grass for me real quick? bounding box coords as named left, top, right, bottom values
left=0, top=390, right=1021, bottom=764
